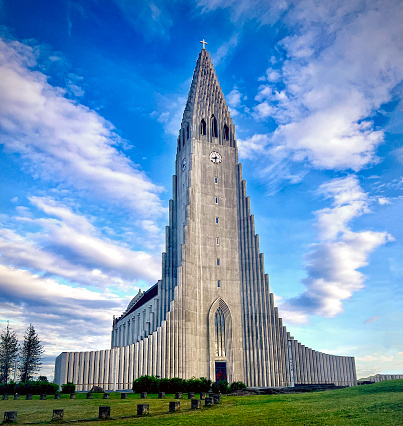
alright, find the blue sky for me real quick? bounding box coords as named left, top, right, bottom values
left=0, top=0, right=402, bottom=380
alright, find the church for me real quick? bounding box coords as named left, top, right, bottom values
left=54, top=45, right=357, bottom=390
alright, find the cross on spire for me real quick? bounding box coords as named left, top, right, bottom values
left=200, top=39, right=207, bottom=50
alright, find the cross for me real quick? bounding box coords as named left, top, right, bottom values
left=200, top=39, right=207, bottom=49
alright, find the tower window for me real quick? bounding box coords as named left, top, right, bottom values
left=216, top=237, right=219, bottom=245
left=223, top=124, right=229, bottom=141
left=215, top=197, right=218, bottom=204
left=217, top=258, right=220, bottom=266
left=186, top=123, right=190, bottom=139
left=215, top=308, right=225, bottom=356
left=215, top=217, right=219, bottom=224
left=200, top=119, right=206, bottom=136
left=217, top=280, right=221, bottom=288
left=214, top=177, right=218, bottom=184
left=211, top=115, right=218, bottom=138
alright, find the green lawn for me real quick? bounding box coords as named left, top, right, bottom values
left=1, top=380, right=402, bottom=425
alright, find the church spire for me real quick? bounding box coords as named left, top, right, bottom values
left=178, top=47, right=235, bottom=150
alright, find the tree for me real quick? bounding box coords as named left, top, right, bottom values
left=18, top=324, right=44, bottom=383
left=0, top=324, right=19, bottom=384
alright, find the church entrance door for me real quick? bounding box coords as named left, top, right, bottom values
left=215, top=362, right=227, bottom=382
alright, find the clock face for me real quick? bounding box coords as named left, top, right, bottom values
left=210, top=151, right=222, bottom=164
left=181, top=158, right=186, bottom=171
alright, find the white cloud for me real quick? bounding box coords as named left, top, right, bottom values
left=378, top=197, right=391, bottom=205
left=237, top=134, right=269, bottom=159
left=226, top=87, right=242, bottom=108
left=279, top=176, right=393, bottom=323
left=226, top=86, right=246, bottom=117
left=355, top=351, right=403, bottom=378
left=267, top=0, right=403, bottom=172
left=213, top=0, right=403, bottom=181
left=211, top=33, right=239, bottom=65
left=0, top=266, right=129, bottom=378
left=0, top=197, right=161, bottom=288
left=0, top=37, right=165, bottom=218
left=151, top=95, right=187, bottom=136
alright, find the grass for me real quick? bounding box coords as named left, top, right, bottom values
left=0, top=380, right=402, bottom=425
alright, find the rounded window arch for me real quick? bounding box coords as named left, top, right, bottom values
left=200, top=119, right=206, bottom=136
left=211, top=115, right=218, bottom=138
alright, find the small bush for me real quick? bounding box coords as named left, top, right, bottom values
left=167, top=377, right=185, bottom=392
left=12, top=381, right=59, bottom=395
left=132, top=376, right=211, bottom=394
left=132, top=375, right=159, bottom=393
left=90, top=385, right=104, bottom=393
left=230, top=381, right=247, bottom=392
left=0, top=382, right=15, bottom=395
left=61, top=382, right=75, bottom=394
left=198, top=377, right=212, bottom=392
left=212, top=380, right=229, bottom=394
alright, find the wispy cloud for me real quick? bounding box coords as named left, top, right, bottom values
left=279, top=176, right=393, bottom=323
left=210, top=33, right=239, bottom=65
left=151, top=95, right=187, bottom=136
left=112, top=0, right=173, bottom=39
left=0, top=197, right=161, bottom=287
left=231, top=0, right=403, bottom=186
left=0, top=265, right=128, bottom=366
left=364, top=316, right=381, bottom=325
left=0, top=37, right=166, bottom=218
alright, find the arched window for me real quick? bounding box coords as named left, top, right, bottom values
left=211, top=115, right=218, bottom=138
left=223, top=124, right=229, bottom=141
left=186, top=123, right=190, bottom=140
left=182, top=128, right=186, bottom=147
left=200, top=119, right=206, bottom=136
left=215, top=308, right=225, bottom=357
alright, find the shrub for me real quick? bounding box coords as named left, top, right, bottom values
left=185, top=377, right=212, bottom=393
left=132, top=375, right=213, bottom=394
left=159, top=378, right=185, bottom=393
left=230, top=381, right=247, bottom=392
left=132, top=375, right=159, bottom=394
left=0, top=382, right=15, bottom=395
left=13, top=381, right=59, bottom=395
left=199, top=377, right=212, bottom=392
left=167, top=377, right=185, bottom=393
left=212, top=380, right=229, bottom=394
left=61, top=382, right=75, bottom=394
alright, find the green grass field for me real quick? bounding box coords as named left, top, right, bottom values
left=1, top=380, right=402, bottom=425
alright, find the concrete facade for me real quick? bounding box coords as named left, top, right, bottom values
left=54, top=48, right=357, bottom=390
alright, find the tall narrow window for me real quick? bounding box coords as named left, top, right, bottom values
left=182, top=128, right=186, bottom=147
left=216, top=237, right=219, bottom=245
left=215, top=197, right=218, bottom=204
left=200, top=119, right=206, bottom=136
left=217, top=280, right=221, bottom=288
left=215, top=217, right=219, bottom=224
left=223, top=124, right=229, bottom=141
left=211, top=115, right=218, bottom=138
left=215, top=308, right=225, bottom=357
left=186, top=123, right=190, bottom=139
left=214, top=177, right=218, bottom=184
left=217, top=258, right=220, bottom=265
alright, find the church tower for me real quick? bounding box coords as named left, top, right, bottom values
left=54, top=46, right=357, bottom=390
